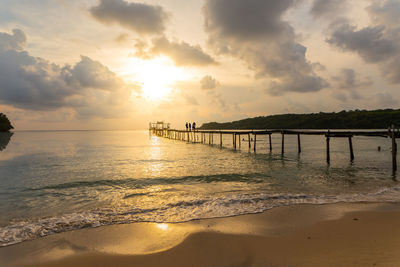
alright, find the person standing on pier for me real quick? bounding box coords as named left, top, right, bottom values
left=186, top=122, right=188, bottom=131
left=193, top=122, right=196, bottom=131
left=189, top=123, right=192, bottom=131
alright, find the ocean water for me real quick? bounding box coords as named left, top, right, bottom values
left=0, top=130, right=399, bottom=247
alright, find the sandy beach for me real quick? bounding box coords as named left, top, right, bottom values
left=1, top=202, right=400, bottom=266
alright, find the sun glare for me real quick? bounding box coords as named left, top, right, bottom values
left=123, top=57, right=190, bottom=100
left=156, top=223, right=169, bottom=231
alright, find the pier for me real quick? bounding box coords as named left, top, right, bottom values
left=149, top=123, right=400, bottom=173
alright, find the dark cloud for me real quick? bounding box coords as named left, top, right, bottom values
left=327, top=24, right=398, bottom=63
left=268, top=74, right=329, bottom=96
left=327, top=0, right=400, bottom=84
left=0, top=29, right=26, bottom=51
left=134, top=36, right=217, bottom=66
left=332, top=68, right=373, bottom=90
left=310, top=0, right=347, bottom=19
left=203, top=0, right=328, bottom=95
left=367, top=0, right=400, bottom=25
left=204, top=0, right=295, bottom=40
left=90, top=0, right=169, bottom=35
left=330, top=68, right=372, bottom=102
left=66, top=56, right=125, bottom=90
left=200, top=75, right=219, bottom=90
left=0, top=29, right=138, bottom=117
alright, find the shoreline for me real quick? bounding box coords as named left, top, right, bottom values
left=2, top=202, right=400, bottom=266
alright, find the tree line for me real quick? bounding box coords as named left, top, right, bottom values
left=0, top=113, right=13, bottom=132
left=199, top=109, right=400, bottom=130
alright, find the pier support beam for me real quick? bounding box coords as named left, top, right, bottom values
left=269, top=134, right=272, bottom=151
left=235, top=134, right=238, bottom=150
left=248, top=134, right=251, bottom=149
left=220, top=133, right=222, bottom=147
left=326, top=132, right=330, bottom=164
left=297, top=134, right=301, bottom=154
left=281, top=132, right=284, bottom=155
left=348, top=136, right=354, bottom=161
left=239, top=134, right=241, bottom=148
left=391, top=126, right=397, bottom=173
left=254, top=134, right=257, bottom=152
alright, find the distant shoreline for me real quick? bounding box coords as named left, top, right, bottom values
left=200, top=109, right=400, bottom=130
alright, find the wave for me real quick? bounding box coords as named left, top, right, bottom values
left=2, top=185, right=400, bottom=247
left=24, top=173, right=267, bottom=191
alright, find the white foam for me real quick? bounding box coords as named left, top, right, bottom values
left=2, top=186, right=400, bottom=247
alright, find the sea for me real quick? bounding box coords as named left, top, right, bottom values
left=0, top=130, right=399, bottom=247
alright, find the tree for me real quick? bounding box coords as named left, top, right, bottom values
left=0, top=113, right=14, bottom=132
left=199, top=109, right=400, bottom=130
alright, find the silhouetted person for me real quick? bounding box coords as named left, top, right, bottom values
left=189, top=123, right=192, bottom=131
left=186, top=122, right=188, bottom=131
left=193, top=122, right=196, bottom=131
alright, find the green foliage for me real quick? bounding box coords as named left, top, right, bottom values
left=199, top=109, right=400, bottom=130
left=0, top=113, right=13, bottom=132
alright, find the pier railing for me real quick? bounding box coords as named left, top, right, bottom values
left=149, top=125, right=400, bottom=173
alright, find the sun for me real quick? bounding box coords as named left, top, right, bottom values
left=122, top=57, right=190, bottom=100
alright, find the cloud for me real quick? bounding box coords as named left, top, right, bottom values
left=332, top=68, right=373, bottom=90
left=0, top=29, right=138, bottom=118
left=134, top=36, right=217, bottom=66
left=327, top=0, right=400, bottom=84
left=200, top=75, right=219, bottom=90
left=90, top=0, right=169, bottom=35
left=310, top=0, right=347, bottom=20
left=327, top=24, right=397, bottom=63
left=203, top=0, right=328, bottom=95
left=0, top=29, right=26, bottom=51
left=375, top=92, right=398, bottom=107
left=204, top=0, right=295, bottom=40
left=367, top=0, right=400, bottom=25
left=183, top=94, right=199, bottom=106
left=330, top=68, right=372, bottom=102
left=65, top=56, right=126, bottom=90
left=114, top=33, right=129, bottom=43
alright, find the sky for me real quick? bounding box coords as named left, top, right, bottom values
left=0, top=0, right=399, bottom=130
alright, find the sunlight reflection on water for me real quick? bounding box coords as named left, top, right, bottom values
left=0, top=130, right=399, bottom=246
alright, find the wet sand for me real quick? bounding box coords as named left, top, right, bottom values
left=2, top=202, right=400, bottom=267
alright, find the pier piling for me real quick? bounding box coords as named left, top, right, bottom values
left=297, top=134, right=301, bottom=154
left=269, top=134, right=272, bottom=151
left=254, top=134, right=257, bottom=152
left=391, top=125, right=397, bottom=173
left=326, top=131, right=330, bottom=164
left=348, top=136, right=354, bottom=161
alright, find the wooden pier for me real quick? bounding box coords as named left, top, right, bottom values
left=149, top=123, right=400, bottom=173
